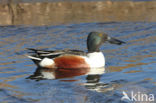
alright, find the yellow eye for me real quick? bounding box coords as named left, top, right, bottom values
left=99, top=33, right=103, bottom=37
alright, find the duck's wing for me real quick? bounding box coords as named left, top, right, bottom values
left=27, top=48, right=64, bottom=59
left=27, top=48, right=87, bottom=59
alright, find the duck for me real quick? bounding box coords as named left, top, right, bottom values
left=27, top=32, right=125, bottom=69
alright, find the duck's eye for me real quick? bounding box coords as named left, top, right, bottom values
left=98, top=33, right=103, bottom=37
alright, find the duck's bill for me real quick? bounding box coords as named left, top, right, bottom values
left=107, top=37, right=126, bottom=45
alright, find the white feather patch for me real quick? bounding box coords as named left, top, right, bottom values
left=39, top=58, right=54, bottom=67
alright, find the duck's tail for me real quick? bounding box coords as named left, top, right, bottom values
left=25, top=55, right=42, bottom=66
left=26, top=55, right=55, bottom=68
left=27, top=55, right=42, bottom=61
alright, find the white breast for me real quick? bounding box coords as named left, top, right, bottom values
left=84, top=52, right=105, bottom=68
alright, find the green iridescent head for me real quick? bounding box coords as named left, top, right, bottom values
left=87, top=32, right=125, bottom=52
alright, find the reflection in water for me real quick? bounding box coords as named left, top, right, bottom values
left=27, top=66, right=119, bottom=93
left=27, top=66, right=122, bottom=93
left=85, top=75, right=104, bottom=90
left=84, top=74, right=125, bottom=93
left=27, top=67, right=105, bottom=81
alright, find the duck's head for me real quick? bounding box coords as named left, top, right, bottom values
left=87, top=32, right=125, bottom=52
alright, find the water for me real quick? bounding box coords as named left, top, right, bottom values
left=0, top=22, right=156, bottom=103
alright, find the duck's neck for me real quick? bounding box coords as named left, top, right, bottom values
left=88, top=49, right=100, bottom=53
left=87, top=46, right=100, bottom=53
left=87, top=42, right=101, bottom=53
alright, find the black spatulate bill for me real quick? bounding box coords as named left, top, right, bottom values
left=107, top=37, right=126, bottom=45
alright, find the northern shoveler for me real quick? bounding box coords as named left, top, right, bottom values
left=27, top=32, right=125, bottom=69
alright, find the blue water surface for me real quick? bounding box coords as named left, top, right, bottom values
left=0, top=22, right=156, bottom=103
